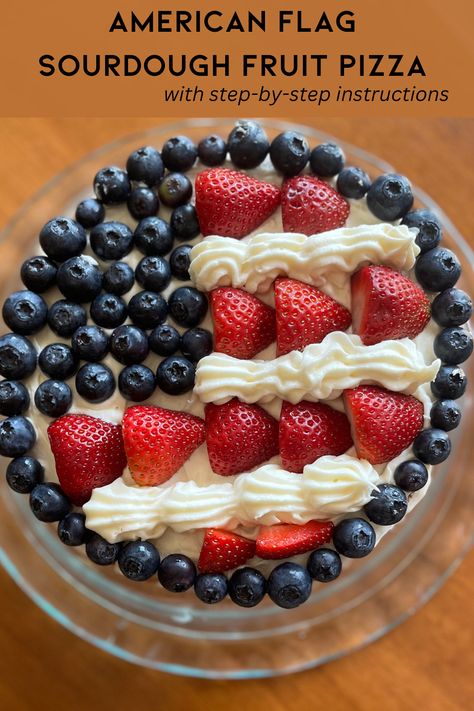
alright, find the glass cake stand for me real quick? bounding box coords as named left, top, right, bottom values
left=0, top=120, right=472, bottom=679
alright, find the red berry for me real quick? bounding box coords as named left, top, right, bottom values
left=48, top=414, right=126, bottom=506
left=122, top=405, right=205, bottom=486
left=198, top=529, right=256, bottom=573
left=281, top=175, right=349, bottom=235
left=256, top=520, right=334, bottom=559
left=195, top=168, right=281, bottom=238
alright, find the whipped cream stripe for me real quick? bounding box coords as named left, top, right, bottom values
left=84, top=454, right=380, bottom=543
left=194, top=332, right=440, bottom=405
left=189, top=224, right=420, bottom=294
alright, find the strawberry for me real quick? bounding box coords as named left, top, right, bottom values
left=281, top=175, right=349, bottom=235
left=195, top=168, right=281, bottom=238
left=122, top=406, right=205, bottom=486
left=351, top=265, right=431, bottom=345
left=344, top=385, right=424, bottom=464
left=198, top=529, right=256, bottom=573
left=47, top=414, right=126, bottom=506
left=279, top=401, right=353, bottom=473
left=274, top=278, right=351, bottom=356
left=205, top=398, right=279, bottom=476
left=210, top=287, right=276, bottom=359
left=256, top=520, right=334, bottom=560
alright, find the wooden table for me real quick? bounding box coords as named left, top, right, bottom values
left=0, top=118, right=472, bottom=711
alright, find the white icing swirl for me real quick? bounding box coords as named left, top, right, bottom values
left=84, top=454, right=379, bottom=542
left=189, top=224, right=419, bottom=294
left=195, top=332, right=440, bottom=405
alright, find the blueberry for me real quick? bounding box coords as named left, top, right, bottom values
left=75, top=198, right=105, bottom=228
left=267, top=562, right=312, bottom=609
left=431, top=364, right=466, bottom=399
left=149, top=324, right=180, bottom=357
left=118, top=540, right=160, bottom=581
left=86, top=533, right=121, bottom=565
left=110, top=325, right=149, bottom=365
left=127, top=187, right=159, bottom=220
left=71, top=325, right=109, bottom=362
left=128, top=291, right=168, bottom=329
left=228, top=120, right=269, bottom=169
left=158, top=173, right=192, bottom=208
left=30, top=483, right=71, bottom=522
left=6, top=456, right=44, bottom=494
left=75, top=363, right=115, bottom=403
left=415, top=247, right=461, bottom=292
left=307, top=548, right=342, bottom=583
left=56, top=256, right=103, bottom=302
left=103, top=261, right=135, bottom=295
left=366, top=173, right=413, bottom=221
left=47, top=300, right=87, bottom=337
left=156, top=356, right=195, bottom=395
left=181, top=328, right=213, bottom=362
left=39, top=217, right=86, bottom=262
left=364, top=484, right=408, bottom=525
left=168, top=286, right=208, bottom=327
left=430, top=399, right=461, bottom=431
left=135, top=256, right=171, bottom=292
left=228, top=567, right=267, bottom=607
left=197, top=134, right=227, bottom=166
left=170, top=204, right=200, bottom=241
left=269, top=131, right=310, bottom=177
left=401, top=208, right=442, bottom=253
left=134, top=216, right=174, bottom=256
left=3, top=290, right=48, bottom=335
left=310, top=142, right=345, bottom=177
left=194, top=573, right=228, bottom=604
left=39, top=343, right=78, bottom=379
left=90, top=293, right=127, bottom=329
left=394, top=459, right=429, bottom=492
left=333, top=518, right=376, bottom=558
left=434, top=327, right=473, bottom=364
left=431, top=288, right=472, bottom=327
left=0, top=380, right=30, bottom=416
left=93, top=166, right=131, bottom=205
left=34, top=380, right=72, bottom=417
left=0, top=333, right=37, bottom=379
left=161, top=135, right=197, bottom=172
left=21, top=256, right=57, bottom=293
left=413, top=428, right=451, bottom=464
left=119, top=364, right=156, bottom=402
left=58, top=512, right=89, bottom=546
left=158, top=554, right=196, bottom=592
left=336, top=166, right=371, bottom=199
left=126, top=146, right=164, bottom=186
left=0, top=416, right=36, bottom=457
left=169, top=244, right=192, bottom=281
left=90, top=221, right=134, bottom=261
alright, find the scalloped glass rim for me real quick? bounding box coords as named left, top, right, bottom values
left=0, top=119, right=472, bottom=679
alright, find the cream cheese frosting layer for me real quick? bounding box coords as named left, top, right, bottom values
left=189, top=224, right=419, bottom=294
left=83, top=454, right=379, bottom=543
left=194, top=332, right=440, bottom=405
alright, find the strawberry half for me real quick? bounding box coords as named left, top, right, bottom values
left=210, top=287, right=276, bottom=359
left=351, top=265, right=431, bottom=345
left=195, top=168, right=281, bottom=238
left=281, top=175, right=349, bottom=235
left=123, top=406, right=205, bottom=486
left=274, top=278, right=351, bottom=356
left=256, top=520, right=334, bottom=560
left=47, top=414, right=126, bottom=506
left=279, top=401, right=353, bottom=473
left=198, top=529, right=256, bottom=573
left=344, top=385, right=424, bottom=464
left=205, top=398, right=279, bottom=476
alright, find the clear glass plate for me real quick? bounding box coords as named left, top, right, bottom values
left=0, top=120, right=472, bottom=679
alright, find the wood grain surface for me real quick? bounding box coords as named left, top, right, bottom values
left=0, top=118, right=472, bottom=711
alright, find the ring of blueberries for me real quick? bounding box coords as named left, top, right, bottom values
left=0, top=120, right=472, bottom=609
